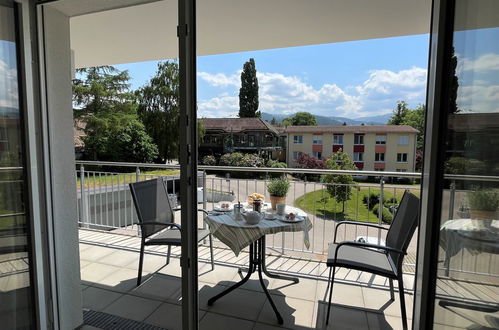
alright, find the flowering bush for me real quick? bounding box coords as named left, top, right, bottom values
left=296, top=153, right=326, bottom=169
left=202, top=155, right=217, bottom=166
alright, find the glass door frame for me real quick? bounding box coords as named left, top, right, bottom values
left=2, top=0, right=54, bottom=329
left=413, top=0, right=458, bottom=328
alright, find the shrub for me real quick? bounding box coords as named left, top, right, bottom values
left=202, top=155, right=216, bottom=166
left=267, top=177, right=290, bottom=197
left=468, top=189, right=499, bottom=211
left=219, top=152, right=244, bottom=166
left=373, top=204, right=394, bottom=224
left=363, top=192, right=380, bottom=210
left=266, top=159, right=287, bottom=178
left=240, top=153, right=265, bottom=167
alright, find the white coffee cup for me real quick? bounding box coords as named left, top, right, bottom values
left=276, top=203, right=286, bottom=216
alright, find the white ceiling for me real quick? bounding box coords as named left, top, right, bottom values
left=52, top=0, right=434, bottom=68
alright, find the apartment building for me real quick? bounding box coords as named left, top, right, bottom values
left=286, top=125, right=418, bottom=172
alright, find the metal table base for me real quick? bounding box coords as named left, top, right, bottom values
left=207, top=236, right=299, bottom=324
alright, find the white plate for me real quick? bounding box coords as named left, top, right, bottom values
left=214, top=205, right=233, bottom=212
left=264, top=214, right=277, bottom=220
left=279, top=216, right=305, bottom=223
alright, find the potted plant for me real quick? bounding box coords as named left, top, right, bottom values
left=267, top=177, right=290, bottom=210
left=468, top=189, right=499, bottom=225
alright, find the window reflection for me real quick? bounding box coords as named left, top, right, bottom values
left=0, top=3, right=34, bottom=329
left=435, top=1, right=499, bottom=328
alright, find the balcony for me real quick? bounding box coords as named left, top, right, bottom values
left=74, top=161, right=498, bottom=330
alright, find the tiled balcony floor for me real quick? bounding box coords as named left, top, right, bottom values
left=78, top=229, right=497, bottom=330
left=79, top=228, right=413, bottom=330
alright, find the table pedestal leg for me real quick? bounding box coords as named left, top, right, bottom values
left=261, top=237, right=299, bottom=284
left=207, top=236, right=297, bottom=324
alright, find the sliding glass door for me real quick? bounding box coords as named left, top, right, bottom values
left=0, top=0, right=35, bottom=328
left=417, top=0, right=499, bottom=328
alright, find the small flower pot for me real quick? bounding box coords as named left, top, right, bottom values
left=269, top=195, right=286, bottom=210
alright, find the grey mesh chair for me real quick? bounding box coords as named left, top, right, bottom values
left=325, top=190, right=419, bottom=330
left=129, top=178, right=214, bottom=286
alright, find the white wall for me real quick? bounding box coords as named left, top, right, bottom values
left=42, top=6, right=83, bottom=329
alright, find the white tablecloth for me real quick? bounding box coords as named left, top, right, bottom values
left=205, top=204, right=312, bottom=256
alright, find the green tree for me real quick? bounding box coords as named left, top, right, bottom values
left=239, top=58, right=260, bottom=118
left=72, top=66, right=133, bottom=119
left=322, top=149, right=357, bottom=212
left=83, top=108, right=158, bottom=163
left=73, top=66, right=158, bottom=163
left=388, top=101, right=410, bottom=125
left=281, top=112, right=318, bottom=126
left=270, top=117, right=277, bottom=125
left=387, top=102, right=425, bottom=151
left=136, top=61, right=180, bottom=162
left=449, top=47, right=460, bottom=114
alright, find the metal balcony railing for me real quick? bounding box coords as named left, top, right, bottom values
left=74, top=160, right=499, bottom=280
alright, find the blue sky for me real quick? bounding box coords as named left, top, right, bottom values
left=117, top=34, right=431, bottom=118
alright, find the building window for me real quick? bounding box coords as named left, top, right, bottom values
left=396, top=169, right=407, bottom=172
left=312, top=151, right=322, bottom=159
left=293, top=135, right=303, bottom=144
left=374, top=168, right=385, bottom=172
left=397, top=153, right=408, bottom=163
left=375, top=135, right=386, bottom=144
left=312, top=135, right=322, bottom=145
left=333, top=134, right=343, bottom=145
left=293, top=151, right=302, bottom=160
left=354, top=152, right=363, bottom=162
left=354, top=134, right=364, bottom=145
left=398, top=136, right=409, bottom=145
left=375, top=153, right=385, bottom=162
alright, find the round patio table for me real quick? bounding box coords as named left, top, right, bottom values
left=205, top=204, right=312, bottom=324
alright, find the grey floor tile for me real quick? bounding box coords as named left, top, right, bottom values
left=199, top=285, right=266, bottom=321
left=315, top=303, right=369, bottom=330
left=103, top=294, right=162, bottom=322
left=366, top=312, right=410, bottom=330
left=145, top=302, right=207, bottom=330
left=257, top=295, right=315, bottom=330
left=199, top=312, right=254, bottom=330
left=82, top=286, right=122, bottom=311
left=132, top=274, right=183, bottom=303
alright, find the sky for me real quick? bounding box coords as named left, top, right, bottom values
left=117, top=34, right=431, bottom=119
left=2, top=28, right=498, bottom=117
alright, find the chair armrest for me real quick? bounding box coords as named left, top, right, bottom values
left=333, top=221, right=388, bottom=243
left=137, top=222, right=181, bottom=231
left=198, top=209, right=209, bottom=215
left=334, top=241, right=406, bottom=262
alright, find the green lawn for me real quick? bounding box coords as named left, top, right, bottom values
left=295, top=187, right=417, bottom=223
left=76, top=169, right=179, bottom=189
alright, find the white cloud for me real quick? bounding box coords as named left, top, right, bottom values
left=197, top=67, right=427, bottom=118
left=197, top=72, right=239, bottom=87
left=460, top=53, right=499, bottom=72
left=0, top=59, right=19, bottom=108
left=457, top=84, right=499, bottom=113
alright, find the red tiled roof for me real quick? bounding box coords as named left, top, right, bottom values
left=201, top=118, right=279, bottom=134
left=284, top=125, right=418, bottom=134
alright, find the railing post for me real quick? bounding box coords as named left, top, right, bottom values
left=448, top=180, right=456, bottom=221
left=135, top=166, right=141, bottom=182
left=203, top=170, right=207, bottom=239
left=80, top=165, right=89, bottom=228
left=378, top=177, right=384, bottom=244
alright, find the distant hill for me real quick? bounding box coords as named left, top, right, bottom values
left=261, top=112, right=390, bottom=126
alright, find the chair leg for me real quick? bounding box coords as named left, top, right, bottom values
left=326, top=266, right=336, bottom=325
left=137, top=242, right=145, bottom=286
left=209, top=234, right=214, bottom=270
left=166, top=245, right=171, bottom=265
left=389, top=278, right=395, bottom=301
left=398, top=276, right=408, bottom=330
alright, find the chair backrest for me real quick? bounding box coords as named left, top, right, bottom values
left=129, top=178, right=174, bottom=238
left=386, top=190, right=420, bottom=268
